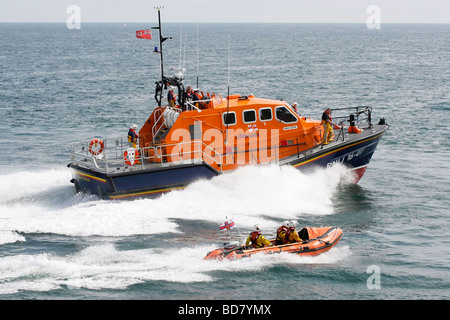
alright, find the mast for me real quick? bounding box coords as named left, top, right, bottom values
left=152, top=6, right=172, bottom=107
left=225, top=35, right=231, bottom=145
left=151, top=7, right=188, bottom=110
left=196, top=23, right=199, bottom=88
left=157, top=7, right=164, bottom=87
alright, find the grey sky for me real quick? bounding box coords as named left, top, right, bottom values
left=1, top=0, right=450, bottom=23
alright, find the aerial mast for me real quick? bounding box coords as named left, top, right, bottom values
left=152, top=6, right=172, bottom=107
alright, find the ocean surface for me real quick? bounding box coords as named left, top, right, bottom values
left=0, top=22, right=449, bottom=300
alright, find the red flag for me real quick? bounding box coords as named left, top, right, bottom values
left=136, top=29, right=152, bottom=39
left=220, top=219, right=235, bottom=231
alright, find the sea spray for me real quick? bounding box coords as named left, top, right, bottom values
left=0, top=164, right=351, bottom=239
left=0, top=241, right=350, bottom=293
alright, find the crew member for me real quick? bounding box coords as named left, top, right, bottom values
left=276, top=221, right=289, bottom=245
left=128, top=124, right=139, bottom=148
left=185, top=86, right=203, bottom=109
left=193, top=89, right=204, bottom=109
left=167, top=86, right=177, bottom=108
left=321, top=108, right=335, bottom=145
left=246, top=225, right=273, bottom=248
left=285, top=221, right=301, bottom=243
left=291, top=102, right=299, bottom=115
left=185, top=86, right=195, bottom=102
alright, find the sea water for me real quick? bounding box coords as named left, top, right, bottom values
left=0, top=23, right=449, bottom=300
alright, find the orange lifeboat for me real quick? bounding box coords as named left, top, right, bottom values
left=204, top=226, right=342, bottom=261
left=67, top=8, right=389, bottom=200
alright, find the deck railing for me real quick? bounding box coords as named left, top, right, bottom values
left=70, top=137, right=223, bottom=174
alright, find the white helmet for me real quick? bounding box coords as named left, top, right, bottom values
left=282, top=220, right=289, bottom=227
left=130, top=124, right=137, bottom=130
left=288, top=221, right=298, bottom=228
left=292, top=102, right=298, bottom=107
left=253, top=224, right=260, bottom=232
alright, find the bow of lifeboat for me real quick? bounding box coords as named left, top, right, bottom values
left=204, top=226, right=342, bottom=261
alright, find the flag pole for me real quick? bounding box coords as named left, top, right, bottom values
left=226, top=216, right=231, bottom=241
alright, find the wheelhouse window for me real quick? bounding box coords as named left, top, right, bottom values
left=243, top=109, right=256, bottom=123
left=275, top=106, right=297, bottom=123
left=259, top=107, right=272, bottom=121
left=223, top=111, right=236, bottom=126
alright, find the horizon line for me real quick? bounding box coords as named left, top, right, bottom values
left=1, top=21, right=450, bottom=24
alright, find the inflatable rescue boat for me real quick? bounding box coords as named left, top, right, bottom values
left=204, top=226, right=342, bottom=261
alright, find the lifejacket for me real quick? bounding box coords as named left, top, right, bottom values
left=128, top=129, right=138, bottom=143
left=322, top=111, right=332, bottom=125
left=185, top=91, right=194, bottom=102
left=250, top=231, right=261, bottom=248
left=168, top=91, right=176, bottom=101
left=276, top=226, right=288, bottom=244
left=285, top=227, right=295, bottom=243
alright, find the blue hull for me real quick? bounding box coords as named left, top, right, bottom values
left=69, top=125, right=388, bottom=199
left=70, top=163, right=219, bottom=200
left=293, top=128, right=386, bottom=172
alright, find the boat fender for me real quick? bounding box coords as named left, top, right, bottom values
left=88, top=138, right=104, bottom=156
left=70, top=179, right=81, bottom=192
left=348, top=126, right=362, bottom=133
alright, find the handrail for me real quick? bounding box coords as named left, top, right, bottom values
left=330, top=106, right=373, bottom=128
left=70, top=122, right=327, bottom=174
left=152, top=107, right=166, bottom=143
left=185, top=101, right=201, bottom=112
left=70, top=136, right=224, bottom=174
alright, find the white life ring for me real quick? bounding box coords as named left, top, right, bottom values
left=88, top=139, right=104, bottom=155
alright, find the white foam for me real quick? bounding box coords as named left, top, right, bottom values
left=0, top=164, right=350, bottom=238
left=155, top=164, right=350, bottom=229
left=0, top=168, right=71, bottom=203
left=0, top=231, right=26, bottom=245
left=0, top=243, right=351, bottom=293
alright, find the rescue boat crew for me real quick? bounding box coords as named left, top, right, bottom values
left=167, top=86, right=177, bottom=108
left=285, top=221, right=301, bottom=243
left=321, top=108, right=335, bottom=145
left=246, top=225, right=273, bottom=248
left=128, top=124, right=139, bottom=148
left=185, top=86, right=202, bottom=109
left=185, top=86, right=195, bottom=102
left=276, top=221, right=289, bottom=245
left=291, top=102, right=299, bottom=115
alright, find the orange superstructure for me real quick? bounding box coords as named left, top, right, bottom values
left=139, top=93, right=324, bottom=173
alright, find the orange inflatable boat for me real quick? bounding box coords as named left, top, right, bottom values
left=204, top=226, right=342, bottom=261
